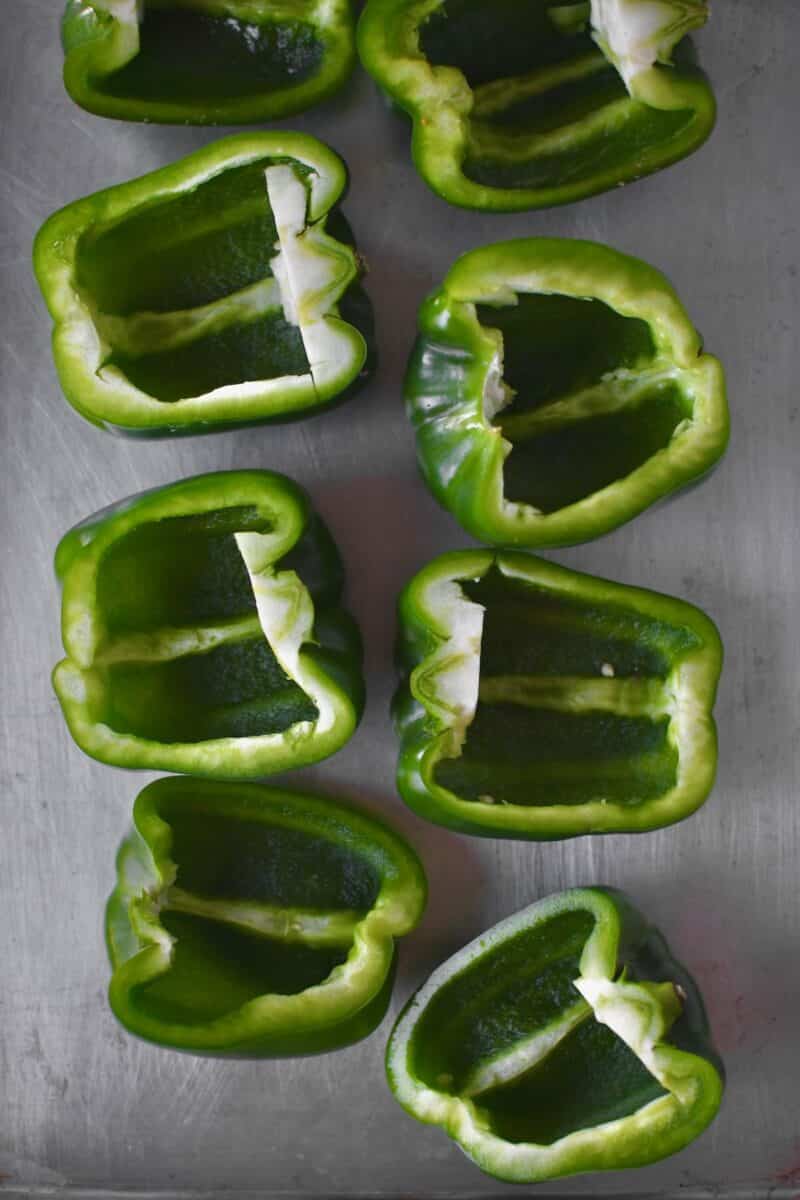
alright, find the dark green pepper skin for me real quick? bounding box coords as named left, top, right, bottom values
left=394, top=549, right=722, bottom=840
left=387, top=887, right=723, bottom=1182
left=357, top=0, right=715, bottom=211
left=33, top=133, right=373, bottom=438
left=54, top=470, right=364, bottom=778
left=62, top=0, right=356, bottom=124
left=108, top=777, right=427, bottom=1055
left=405, top=238, right=728, bottom=547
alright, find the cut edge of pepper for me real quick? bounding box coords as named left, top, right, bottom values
left=408, top=237, right=729, bottom=549
left=34, top=133, right=369, bottom=434
left=398, top=549, right=722, bottom=839
left=62, top=0, right=357, bottom=124
left=357, top=0, right=715, bottom=211
left=53, top=470, right=363, bottom=777
left=106, top=777, right=427, bottom=1054
left=385, top=887, right=723, bottom=1183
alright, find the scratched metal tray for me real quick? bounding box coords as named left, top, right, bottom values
left=2, top=2, right=798, bottom=1196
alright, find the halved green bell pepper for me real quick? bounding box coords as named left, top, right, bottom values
left=358, top=0, right=715, bottom=211
left=405, top=238, right=728, bottom=547
left=387, top=887, right=723, bottom=1182
left=62, top=0, right=356, bottom=123
left=108, top=777, right=427, bottom=1055
left=394, top=549, right=721, bottom=839
left=34, top=133, right=373, bottom=437
left=54, top=470, right=364, bottom=778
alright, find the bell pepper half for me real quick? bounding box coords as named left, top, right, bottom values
left=358, top=0, right=715, bottom=211
left=405, top=238, right=728, bottom=548
left=62, top=0, right=356, bottom=123
left=53, top=470, right=364, bottom=778
left=394, top=549, right=722, bottom=839
left=34, top=133, right=373, bottom=437
left=387, top=887, right=723, bottom=1182
left=107, top=777, right=427, bottom=1055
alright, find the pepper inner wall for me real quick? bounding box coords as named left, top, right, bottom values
left=417, top=0, right=693, bottom=191
left=477, top=294, right=693, bottom=513
left=75, top=158, right=311, bottom=403
left=434, top=568, right=698, bottom=807
left=92, top=507, right=319, bottom=741
left=99, top=6, right=325, bottom=102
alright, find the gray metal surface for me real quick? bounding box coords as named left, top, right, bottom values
left=1, top=2, right=798, bottom=1196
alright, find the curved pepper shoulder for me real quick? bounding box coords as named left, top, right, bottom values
left=386, top=886, right=723, bottom=1182
left=393, top=548, right=722, bottom=839
left=53, top=469, right=365, bottom=778
left=108, top=777, right=427, bottom=1055
left=405, top=237, right=729, bottom=548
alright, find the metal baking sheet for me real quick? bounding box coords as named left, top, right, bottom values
left=2, top=2, right=798, bottom=1196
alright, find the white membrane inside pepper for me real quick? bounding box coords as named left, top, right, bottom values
left=235, top=530, right=337, bottom=735
left=266, top=164, right=354, bottom=395
left=590, top=0, right=706, bottom=89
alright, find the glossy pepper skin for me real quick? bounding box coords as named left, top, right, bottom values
left=54, top=470, right=364, bottom=778
left=358, top=0, right=715, bottom=212
left=108, top=777, right=427, bottom=1055
left=405, top=238, right=728, bottom=548
left=387, top=887, right=723, bottom=1183
left=34, top=133, right=373, bottom=438
left=62, top=0, right=356, bottom=124
left=393, top=550, right=722, bottom=840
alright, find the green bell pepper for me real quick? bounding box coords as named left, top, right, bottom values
left=357, top=0, right=715, bottom=211
left=108, top=777, right=427, bottom=1055
left=34, top=133, right=373, bottom=437
left=62, top=0, right=356, bottom=123
left=405, top=238, right=728, bottom=547
left=394, top=549, right=721, bottom=839
left=387, top=887, right=723, bottom=1182
left=53, top=470, right=364, bottom=778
